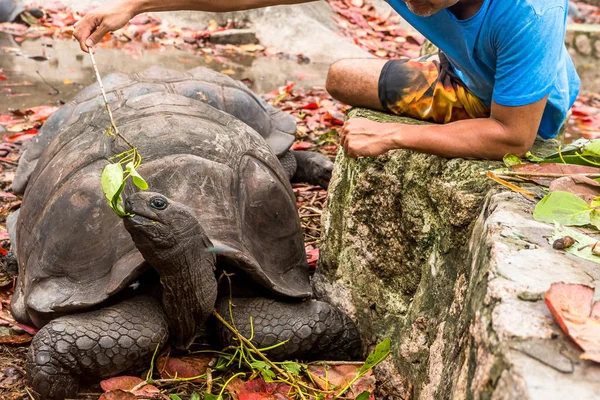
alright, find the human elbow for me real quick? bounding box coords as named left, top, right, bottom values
left=493, top=122, right=536, bottom=159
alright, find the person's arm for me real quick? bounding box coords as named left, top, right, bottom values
left=73, top=0, right=317, bottom=52
left=340, top=96, right=547, bottom=160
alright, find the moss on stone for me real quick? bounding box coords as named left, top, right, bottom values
left=314, top=108, right=561, bottom=398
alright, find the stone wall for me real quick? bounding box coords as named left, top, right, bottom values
left=313, top=109, right=600, bottom=399
left=565, top=24, right=600, bottom=92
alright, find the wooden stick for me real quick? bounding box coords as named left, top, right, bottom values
left=484, top=171, right=600, bottom=179
left=87, top=47, right=137, bottom=151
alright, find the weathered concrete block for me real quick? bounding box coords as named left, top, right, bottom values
left=208, top=29, right=258, bottom=45
left=314, top=108, right=600, bottom=399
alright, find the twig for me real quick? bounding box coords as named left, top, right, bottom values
left=485, top=171, right=600, bottom=179
left=206, top=367, right=213, bottom=393
left=307, top=360, right=366, bottom=366
left=0, top=159, right=18, bottom=167
left=35, top=71, right=59, bottom=95
left=24, top=387, right=35, bottom=400
left=130, top=376, right=208, bottom=394
left=87, top=47, right=137, bottom=151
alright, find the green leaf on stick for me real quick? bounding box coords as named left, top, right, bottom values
left=126, top=162, right=149, bottom=190
left=533, top=191, right=592, bottom=227
left=356, top=392, right=371, bottom=400
left=101, top=163, right=124, bottom=202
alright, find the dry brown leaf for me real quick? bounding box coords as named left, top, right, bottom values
left=549, top=176, right=600, bottom=203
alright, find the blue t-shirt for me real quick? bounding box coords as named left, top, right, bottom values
left=385, top=0, right=580, bottom=139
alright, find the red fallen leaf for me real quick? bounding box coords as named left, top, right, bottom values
left=99, top=390, right=137, bottom=400
left=156, top=354, right=211, bottom=382
left=0, top=23, right=28, bottom=36
left=307, top=364, right=375, bottom=398
left=306, top=248, right=319, bottom=268
left=239, top=379, right=292, bottom=400
left=0, top=316, right=38, bottom=336
left=225, top=377, right=246, bottom=399
left=282, top=82, right=295, bottom=94
left=101, top=376, right=142, bottom=392
left=20, top=106, right=59, bottom=123
left=0, top=333, right=32, bottom=345
left=545, top=283, right=600, bottom=363
left=0, top=115, right=24, bottom=126
left=0, top=76, right=6, bottom=81
left=292, top=142, right=312, bottom=151
left=101, top=376, right=159, bottom=396
left=302, top=102, right=319, bottom=110
left=511, top=163, right=600, bottom=187
left=4, top=129, right=39, bottom=143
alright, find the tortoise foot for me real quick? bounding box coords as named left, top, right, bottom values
left=291, top=150, right=334, bottom=189
left=27, top=344, right=79, bottom=400
left=27, top=296, right=169, bottom=400
left=216, top=298, right=362, bottom=361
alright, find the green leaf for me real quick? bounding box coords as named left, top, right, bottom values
left=583, top=140, right=600, bottom=157
left=101, top=163, right=124, bottom=202
left=592, top=197, right=600, bottom=209
left=169, top=395, right=183, bottom=400
left=260, top=368, right=276, bottom=382
left=356, top=392, right=371, bottom=400
left=591, top=210, right=600, bottom=230
left=551, top=225, right=600, bottom=265
left=203, top=394, right=222, bottom=400
left=281, top=362, right=302, bottom=375
left=126, top=162, right=149, bottom=190
left=359, top=338, right=391, bottom=376
left=533, top=191, right=592, bottom=227
left=110, top=180, right=129, bottom=218
left=503, top=153, right=523, bottom=167
left=250, top=360, right=269, bottom=370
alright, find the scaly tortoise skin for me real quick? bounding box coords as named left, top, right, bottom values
left=10, top=87, right=361, bottom=399
left=12, top=66, right=333, bottom=194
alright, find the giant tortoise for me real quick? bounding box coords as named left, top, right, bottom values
left=12, top=66, right=333, bottom=194
left=11, top=80, right=361, bottom=399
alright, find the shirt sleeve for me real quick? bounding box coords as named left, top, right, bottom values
left=492, top=6, right=566, bottom=107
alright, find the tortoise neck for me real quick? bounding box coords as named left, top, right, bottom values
left=140, top=229, right=218, bottom=349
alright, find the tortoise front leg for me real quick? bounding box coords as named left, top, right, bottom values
left=215, top=298, right=362, bottom=361
left=28, top=296, right=169, bottom=400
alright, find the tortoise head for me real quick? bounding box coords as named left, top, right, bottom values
left=123, top=192, right=202, bottom=256
left=123, top=192, right=218, bottom=347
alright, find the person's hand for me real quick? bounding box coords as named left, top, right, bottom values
left=73, top=1, right=137, bottom=52
left=339, top=118, right=396, bottom=158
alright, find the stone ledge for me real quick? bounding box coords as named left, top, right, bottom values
left=313, top=109, right=600, bottom=399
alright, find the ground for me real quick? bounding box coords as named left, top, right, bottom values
left=0, top=0, right=599, bottom=399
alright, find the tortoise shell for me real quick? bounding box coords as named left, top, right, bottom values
left=12, top=66, right=296, bottom=194
left=11, top=92, right=311, bottom=328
